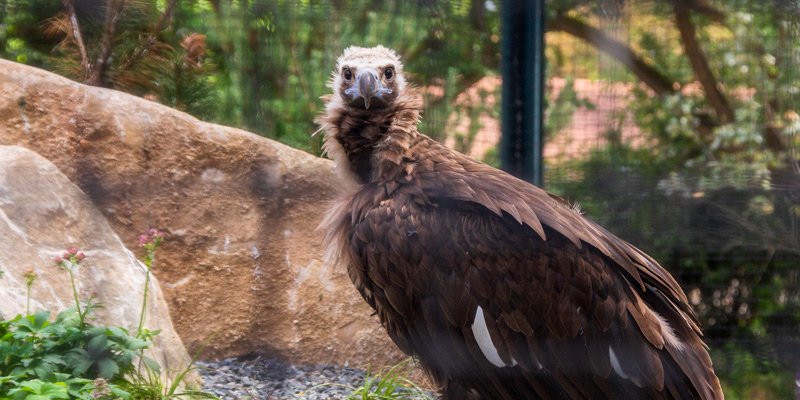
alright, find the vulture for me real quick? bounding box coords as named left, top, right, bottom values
left=317, top=45, right=723, bottom=400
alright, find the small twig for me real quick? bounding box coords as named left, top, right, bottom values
left=61, top=0, right=91, bottom=79
left=120, top=0, right=179, bottom=72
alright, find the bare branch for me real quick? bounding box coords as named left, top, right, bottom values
left=675, top=0, right=727, bottom=24
left=120, top=0, right=179, bottom=72
left=61, top=0, right=90, bottom=79
left=672, top=3, right=735, bottom=123
left=88, top=0, right=128, bottom=86
left=548, top=13, right=677, bottom=95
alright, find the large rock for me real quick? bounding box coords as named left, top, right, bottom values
left=0, top=145, right=192, bottom=378
left=0, top=59, right=404, bottom=367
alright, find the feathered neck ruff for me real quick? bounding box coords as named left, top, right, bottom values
left=316, top=88, right=424, bottom=186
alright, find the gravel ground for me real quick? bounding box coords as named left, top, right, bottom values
left=196, top=357, right=376, bottom=399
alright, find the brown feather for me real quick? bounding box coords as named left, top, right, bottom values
left=319, top=46, right=723, bottom=400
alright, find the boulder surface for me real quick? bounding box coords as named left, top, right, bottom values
left=0, top=145, right=192, bottom=377
left=0, top=59, right=404, bottom=367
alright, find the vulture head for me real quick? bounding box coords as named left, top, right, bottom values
left=330, top=45, right=406, bottom=110
left=318, top=46, right=423, bottom=186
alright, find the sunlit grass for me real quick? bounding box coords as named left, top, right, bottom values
left=307, top=359, right=436, bottom=400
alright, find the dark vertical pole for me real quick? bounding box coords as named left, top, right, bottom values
left=501, top=0, right=546, bottom=186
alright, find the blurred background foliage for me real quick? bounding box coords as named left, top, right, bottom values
left=1, top=0, right=799, bottom=398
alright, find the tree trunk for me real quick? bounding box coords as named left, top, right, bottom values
left=88, top=0, right=127, bottom=87
left=62, top=0, right=90, bottom=80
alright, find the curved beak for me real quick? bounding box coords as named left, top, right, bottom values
left=344, top=70, right=392, bottom=109
left=358, top=71, right=378, bottom=109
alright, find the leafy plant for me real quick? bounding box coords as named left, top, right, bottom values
left=308, top=359, right=435, bottom=400
left=0, top=233, right=218, bottom=399
left=7, top=379, right=69, bottom=400
left=136, top=229, right=165, bottom=340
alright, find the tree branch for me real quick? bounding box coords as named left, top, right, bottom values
left=675, top=0, right=726, bottom=24
left=61, top=0, right=90, bottom=79
left=548, top=13, right=677, bottom=95
left=120, top=0, right=179, bottom=72
left=88, top=0, right=127, bottom=86
left=672, top=2, right=735, bottom=123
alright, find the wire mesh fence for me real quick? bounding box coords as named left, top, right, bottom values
left=542, top=2, right=800, bottom=398
left=2, top=0, right=799, bottom=398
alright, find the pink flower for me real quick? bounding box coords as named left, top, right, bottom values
left=76, top=252, right=86, bottom=261
left=66, top=247, right=78, bottom=255
left=148, top=228, right=158, bottom=237
left=54, top=256, right=63, bottom=264
left=138, top=234, right=149, bottom=246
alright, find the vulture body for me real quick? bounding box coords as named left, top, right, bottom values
left=318, top=46, right=723, bottom=400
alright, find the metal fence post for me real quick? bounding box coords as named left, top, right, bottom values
left=501, top=0, right=546, bottom=187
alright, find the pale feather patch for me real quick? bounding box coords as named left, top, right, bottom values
left=318, top=198, right=354, bottom=273
left=321, top=132, right=360, bottom=189
left=609, top=347, right=630, bottom=380
left=652, top=309, right=685, bottom=351
left=471, top=306, right=513, bottom=368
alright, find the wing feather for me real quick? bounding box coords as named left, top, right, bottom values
left=336, top=137, right=721, bottom=399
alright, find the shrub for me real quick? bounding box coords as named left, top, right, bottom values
left=0, top=231, right=217, bottom=400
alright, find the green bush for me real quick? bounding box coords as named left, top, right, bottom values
left=0, top=231, right=217, bottom=400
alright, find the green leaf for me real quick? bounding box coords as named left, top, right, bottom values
left=11, top=311, right=51, bottom=339
left=8, top=379, right=69, bottom=399
left=64, top=377, right=94, bottom=398
left=110, top=385, right=132, bottom=399
left=51, top=372, right=72, bottom=382
left=65, top=348, right=92, bottom=376
left=141, top=355, right=161, bottom=374
left=31, top=362, right=57, bottom=381
left=86, top=334, right=109, bottom=356
left=41, top=354, right=65, bottom=366
left=106, top=326, right=128, bottom=337
left=96, top=358, right=119, bottom=379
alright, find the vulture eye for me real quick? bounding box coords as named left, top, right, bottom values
left=384, top=67, right=394, bottom=81
left=343, top=68, right=353, bottom=81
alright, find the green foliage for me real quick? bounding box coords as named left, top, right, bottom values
left=714, top=342, right=794, bottom=400
left=339, top=360, right=435, bottom=400
left=7, top=379, right=70, bottom=400
left=0, top=309, right=136, bottom=398
left=120, top=365, right=218, bottom=400
left=0, top=0, right=219, bottom=121
left=542, top=3, right=800, bottom=397
left=547, top=142, right=799, bottom=399
left=545, top=77, right=596, bottom=140
left=2, top=0, right=799, bottom=396
left=0, top=305, right=205, bottom=399
left=0, top=240, right=217, bottom=399
left=0, top=0, right=500, bottom=155
left=450, top=82, right=500, bottom=155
